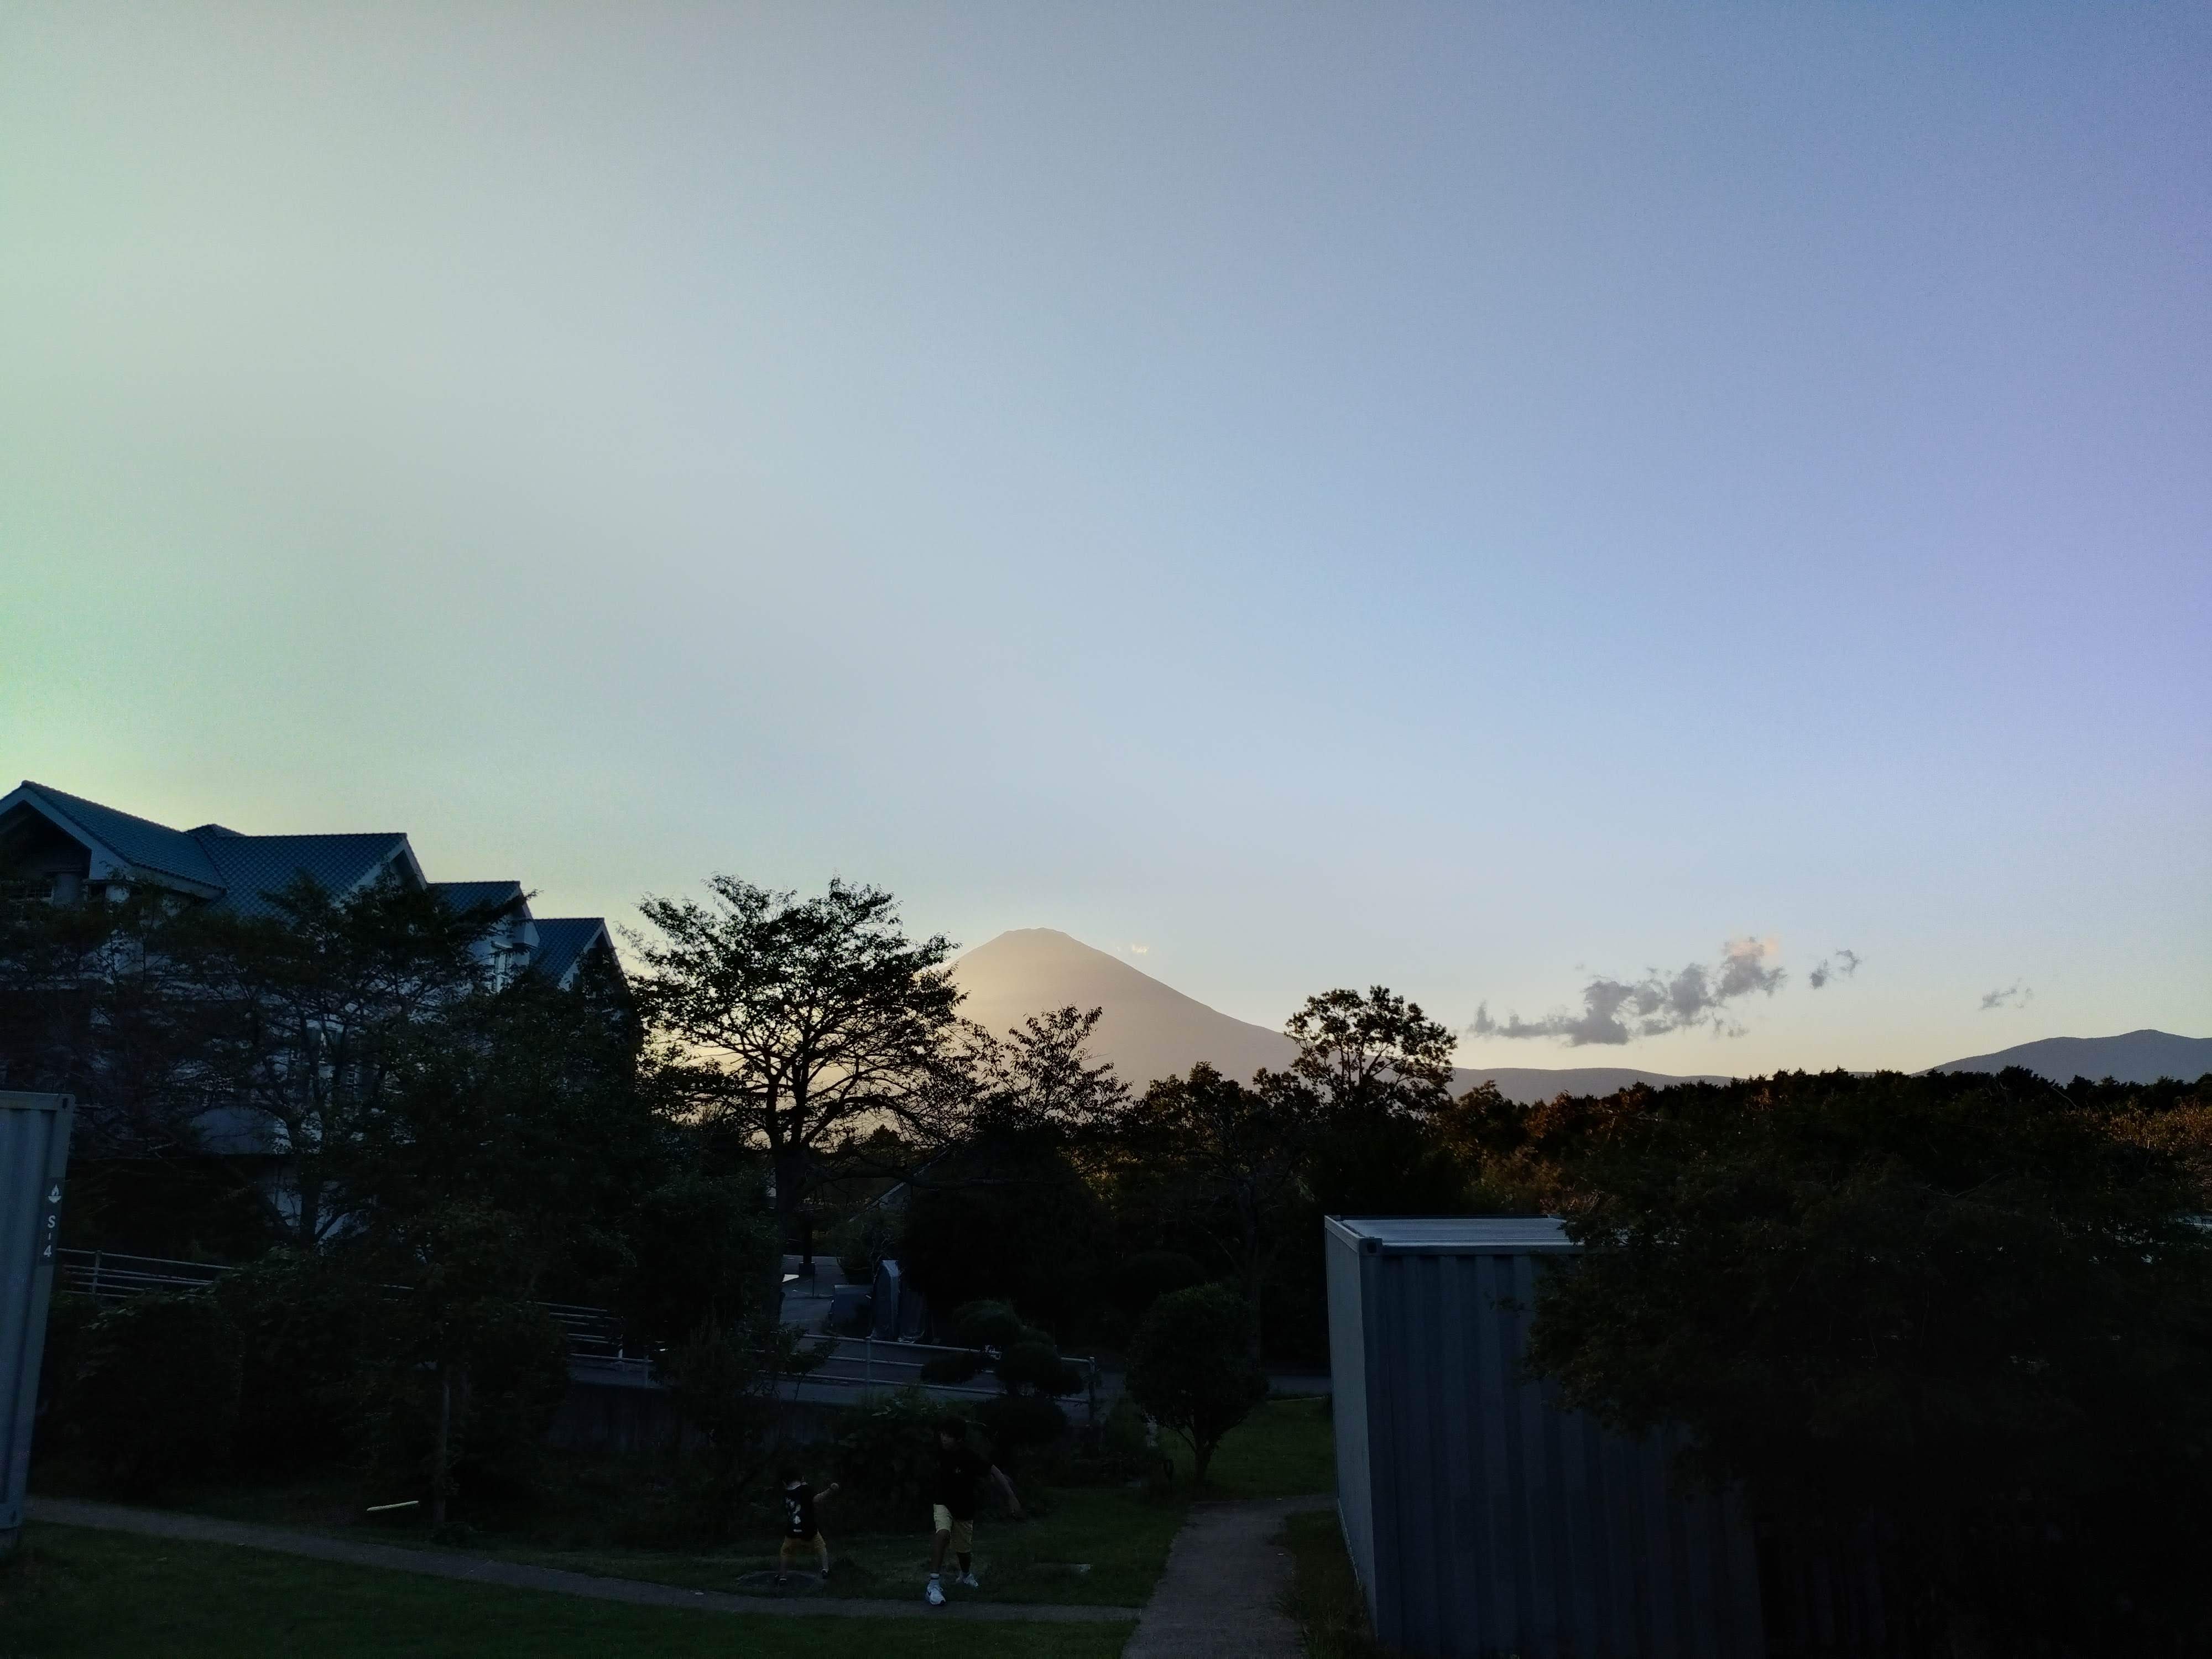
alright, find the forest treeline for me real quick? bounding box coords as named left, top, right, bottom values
left=7, top=872, right=2211, bottom=1650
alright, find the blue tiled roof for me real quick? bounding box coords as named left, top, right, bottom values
left=530, top=917, right=613, bottom=987
left=430, top=880, right=526, bottom=916
left=196, top=833, right=413, bottom=917
left=8, top=786, right=597, bottom=962
left=18, top=782, right=223, bottom=889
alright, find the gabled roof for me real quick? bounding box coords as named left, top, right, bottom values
left=530, top=917, right=614, bottom=988
left=4, top=784, right=606, bottom=975
left=430, top=880, right=528, bottom=916
left=199, top=833, right=418, bottom=917
left=5, top=781, right=225, bottom=892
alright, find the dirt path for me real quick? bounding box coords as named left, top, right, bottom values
left=26, top=1496, right=1130, bottom=1626
left=1122, top=1495, right=1330, bottom=1659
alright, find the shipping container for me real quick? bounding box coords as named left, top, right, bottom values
left=0, top=1092, right=74, bottom=1553
left=1326, top=1215, right=1765, bottom=1658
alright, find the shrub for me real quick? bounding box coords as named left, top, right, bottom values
left=652, top=1315, right=822, bottom=1536
left=33, top=1291, right=100, bottom=1444
left=937, top=1301, right=1086, bottom=1398
left=1073, top=1391, right=1154, bottom=1486
left=73, top=1291, right=243, bottom=1493
left=831, top=1388, right=972, bottom=1526
left=216, top=1249, right=375, bottom=1474
left=456, top=1300, right=572, bottom=1491
left=899, top=1143, right=1113, bottom=1338
left=978, top=1391, right=1067, bottom=1454
left=999, top=1337, right=1083, bottom=1398
left=355, top=1296, right=570, bottom=1504
left=1127, top=1282, right=1267, bottom=1485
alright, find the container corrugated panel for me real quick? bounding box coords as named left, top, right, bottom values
left=1326, top=1215, right=1376, bottom=1597
left=0, top=1093, right=74, bottom=1542
left=1326, top=1215, right=1765, bottom=1659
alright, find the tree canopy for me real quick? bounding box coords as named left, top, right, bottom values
left=629, top=876, right=964, bottom=1233
left=1519, top=1067, right=2212, bottom=1655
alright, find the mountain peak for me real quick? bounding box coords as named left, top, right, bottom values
left=950, top=926, right=1730, bottom=1103
left=1929, top=1029, right=2210, bottom=1086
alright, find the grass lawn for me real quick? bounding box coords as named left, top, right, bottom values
left=21, top=1392, right=1335, bottom=1626
left=482, top=1399, right=1332, bottom=1605
left=480, top=1484, right=1188, bottom=1609
left=1161, top=1396, right=1334, bottom=1499
left=0, top=1524, right=1134, bottom=1659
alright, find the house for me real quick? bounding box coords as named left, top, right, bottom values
left=0, top=781, right=627, bottom=1237
left=0, top=780, right=618, bottom=989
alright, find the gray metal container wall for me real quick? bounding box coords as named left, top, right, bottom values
left=0, top=1093, right=74, bottom=1547
left=1326, top=1216, right=1765, bottom=1659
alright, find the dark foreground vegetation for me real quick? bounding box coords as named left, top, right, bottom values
left=1504, top=1067, right=2212, bottom=1658
left=1279, top=1506, right=1388, bottom=1659
left=0, top=1525, right=1133, bottom=1659
left=7, top=867, right=2211, bottom=1655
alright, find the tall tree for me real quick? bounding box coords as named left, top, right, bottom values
left=1275, top=985, right=1456, bottom=1123
left=629, top=877, right=964, bottom=1248
left=0, top=887, right=216, bottom=1159
left=354, top=966, right=653, bottom=1298
left=899, top=1007, right=1126, bottom=1338
left=943, top=1005, right=1130, bottom=1143
left=1120, top=1063, right=1310, bottom=1353
left=175, top=873, right=498, bottom=1245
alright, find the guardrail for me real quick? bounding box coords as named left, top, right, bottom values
left=55, top=1249, right=1106, bottom=1414
left=57, top=1249, right=223, bottom=1301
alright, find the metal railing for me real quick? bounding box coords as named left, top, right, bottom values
left=54, top=1248, right=1107, bottom=1415
left=58, top=1249, right=224, bottom=1300
left=55, top=1249, right=640, bottom=1360
left=538, top=1300, right=632, bottom=1364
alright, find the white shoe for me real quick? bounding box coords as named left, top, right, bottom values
left=925, top=1577, right=946, bottom=1607
left=957, top=1572, right=981, bottom=1589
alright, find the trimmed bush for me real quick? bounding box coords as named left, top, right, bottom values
left=1127, top=1282, right=1267, bottom=1485
left=73, top=1291, right=243, bottom=1493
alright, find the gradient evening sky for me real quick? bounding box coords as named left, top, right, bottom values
left=4, top=3, right=2206, bottom=1075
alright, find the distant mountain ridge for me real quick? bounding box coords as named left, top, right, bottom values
left=949, top=928, right=1731, bottom=1105
left=950, top=930, right=2210, bottom=1102
left=1928, top=1029, right=2212, bottom=1087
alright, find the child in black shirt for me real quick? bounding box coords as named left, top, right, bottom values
left=776, top=1467, right=839, bottom=1583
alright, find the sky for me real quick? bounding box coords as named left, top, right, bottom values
left=3, top=2, right=2206, bottom=1076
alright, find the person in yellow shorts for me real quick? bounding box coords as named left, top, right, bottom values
left=924, top=1416, right=1020, bottom=1606
left=776, top=1467, right=839, bottom=1584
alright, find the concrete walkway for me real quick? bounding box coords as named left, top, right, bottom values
left=26, top=1497, right=1129, bottom=1626
left=1123, top=1495, right=1330, bottom=1659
